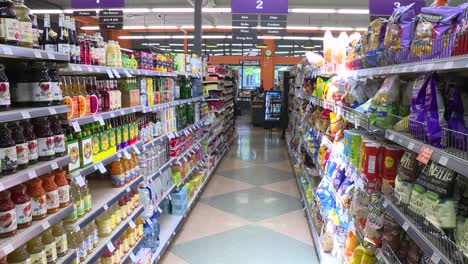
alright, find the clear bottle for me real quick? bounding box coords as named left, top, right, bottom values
left=70, top=18, right=80, bottom=64
left=82, top=225, right=92, bottom=255
left=66, top=230, right=79, bottom=264
left=89, top=221, right=99, bottom=248
left=41, top=228, right=57, bottom=264
left=7, top=244, right=30, bottom=264
left=80, top=181, right=91, bottom=213
left=26, top=236, right=46, bottom=264
left=52, top=221, right=68, bottom=257
left=96, top=211, right=111, bottom=237
left=12, top=0, right=32, bottom=48
left=76, top=229, right=87, bottom=261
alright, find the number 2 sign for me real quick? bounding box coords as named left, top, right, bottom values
left=231, top=0, right=288, bottom=14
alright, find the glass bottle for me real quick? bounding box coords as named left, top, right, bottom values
left=20, top=119, right=38, bottom=165
left=70, top=18, right=80, bottom=64
left=79, top=77, right=91, bottom=116
left=81, top=181, right=91, bottom=213
left=96, top=211, right=111, bottom=237
left=7, top=244, right=30, bottom=264
left=0, top=122, right=17, bottom=175
left=72, top=77, right=87, bottom=117
left=84, top=77, right=98, bottom=114
left=41, top=173, right=59, bottom=214
left=52, top=221, right=67, bottom=257
left=53, top=169, right=70, bottom=208
left=57, top=14, right=69, bottom=57
left=89, top=221, right=99, bottom=248
left=29, top=14, right=39, bottom=49
left=32, top=117, right=55, bottom=161
left=42, top=228, right=57, bottom=264
left=10, top=184, right=31, bottom=229
left=49, top=115, right=65, bottom=157
left=66, top=230, right=79, bottom=264
left=76, top=229, right=87, bottom=261
left=62, top=76, right=78, bottom=119
left=63, top=180, right=78, bottom=224
left=12, top=0, right=32, bottom=48
left=47, top=65, right=62, bottom=105
left=0, top=0, right=19, bottom=45
left=67, top=17, right=75, bottom=63
left=27, top=236, right=46, bottom=264
left=25, top=178, right=47, bottom=220
left=41, top=14, right=56, bottom=52
left=72, top=181, right=84, bottom=218
left=14, top=62, right=53, bottom=107
left=0, top=64, right=11, bottom=111
left=8, top=121, right=28, bottom=170
left=0, top=190, right=17, bottom=237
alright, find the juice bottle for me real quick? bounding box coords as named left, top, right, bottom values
left=99, top=122, right=109, bottom=159
left=72, top=181, right=84, bottom=218
left=26, top=236, right=46, bottom=264
left=121, top=231, right=129, bottom=254
left=41, top=173, right=59, bottom=214
left=76, top=229, right=87, bottom=261
left=109, top=203, right=116, bottom=230
left=89, top=221, right=99, bottom=248
left=107, top=120, right=116, bottom=154
left=66, top=230, right=79, bottom=264
left=41, top=228, right=57, bottom=264
left=13, top=62, right=53, bottom=107
left=8, top=121, right=28, bottom=170
left=114, top=201, right=122, bottom=225
left=96, top=211, right=111, bottom=237
left=52, top=221, right=67, bottom=257
left=53, top=169, right=70, bottom=208
left=82, top=225, right=92, bottom=255
left=100, top=249, right=113, bottom=264
left=121, top=157, right=131, bottom=184
left=79, top=77, right=91, bottom=116
left=61, top=77, right=77, bottom=119
left=81, top=181, right=91, bottom=213
left=126, top=227, right=135, bottom=248
left=0, top=190, right=17, bottom=237
left=0, top=64, right=11, bottom=111
left=48, top=65, right=62, bottom=106
left=91, top=123, right=101, bottom=161
left=13, top=0, right=32, bottom=48
left=33, top=117, right=55, bottom=161
left=20, top=119, right=38, bottom=165
left=49, top=115, right=66, bottom=157
left=25, top=178, right=47, bottom=220
left=7, top=244, right=30, bottom=264
left=110, top=159, right=125, bottom=187
left=10, top=184, right=31, bottom=229
left=84, top=77, right=99, bottom=114
left=72, top=77, right=87, bottom=117
left=0, top=122, right=17, bottom=175
left=131, top=152, right=140, bottom=179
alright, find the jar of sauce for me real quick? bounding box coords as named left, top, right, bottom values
left=0, top=64, right=11, bottom=111
left=33, top=117, right=55, bottom=161
left=41, top=173, right=59, bottom=214
left=0, top=190, right=17, bottom=237
left=26, top=236, right=46, bottom=264
left=52, top=221, right=67, bottom=257
left=49, top=115, right=65, bottom=157
left=0, top=123, right=17, bottom=175
left=10, top=184, right=31, bottom=229
left=25, top=178, right=47, bottom=220
left=20, top=119, right=38, bottom=165
left=8, top=121, right=29, bottom=170
left=53, top=169, right=70, bottom=208
left=7, top=245, right=30, bottom=264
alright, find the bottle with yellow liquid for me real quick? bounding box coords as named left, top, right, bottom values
left=96, top=211, right=111, bottom=237
left=26, top=236, right=46, bottom=264
left=66, top=230, right=79, bottom=264
left=42, top=228, right=57, bottom=264
left=52, top=221, right=68, bottom=257
left=71, top=77, right=87, bottom=117
left=78, top=77, right=91, bottom=116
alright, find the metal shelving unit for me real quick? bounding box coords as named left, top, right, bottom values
left=0, top=44, right=69, bottom=62
left=0, top=105, right=70, bottom=123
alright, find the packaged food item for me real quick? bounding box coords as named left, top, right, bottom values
left=10, top=184, right=32, bottom=229
left=345, top=230, right=359, bottom=260
left=323, top=31, right=334, bottom=64
left=363, top=195, right=385, bottom=247
left=26, top=236, right=47, bottom=264
left=397, top=151, right=420, bottom=181
left=408, top=184, right=426, bottom=216
left=383, top=213, right=401, bottom=252
left=394, top=175, right=414, bottom=205
left=25, top=178, right=47, bottom=221
left=349, top=245, right=365, bottom=264
left=52, top=221, right=68, bottom=257
left=384, top=3, right=416, bottom=52
left=424, top=73, right=447, bottom=148
left=7, top=244, right=29, bottom=264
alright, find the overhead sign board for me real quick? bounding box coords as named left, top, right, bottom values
left=99, top=17, right=124, bottom=23
left=233, top=20, right=258, bottom=28
left=260, top=15, right=287, bottom=21
left=99, top=10, right=124, bottom=31
left=260, top=28, right=286, bottom=36
left=260, top=21, right=286, bottom=28
left=99, top=10, right=124, bottom=17
left=232, top=14, right=258, bottom=21
left=232, top=29, right=257, bottom=42
left=73, top=11, right=97, bottom=16
left=369, top=0, right=425, bottom=17
left=72, top=0, right=125, bottom=9
left=99, top=24, right=124, bottom=30
left=231, top=0, right=288, bottom=14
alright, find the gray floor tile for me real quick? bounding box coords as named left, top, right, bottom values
left=217, top=166, right=293, bottom=186
left=171, top=224, right=319, bottom=264
left=201, top=187, right=302, bottom=221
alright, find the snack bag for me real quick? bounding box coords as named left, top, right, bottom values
left=323, top=30, right=334, bottom=64
left=363, top=196, right=386, bottom=247
left=345, top=231, right=359, bottom=261
left=409, top=74, right=431, bottom=140
left=424, top=73, right=447, bottom=148
left=384, top=3, right=416, bottom=51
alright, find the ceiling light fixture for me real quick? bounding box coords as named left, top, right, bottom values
left=81, top=26, right=99, bottom=30
left=206, top=43, right=218, bottom=48
left=123, top=26, right=147, bottom=30
left=337, top=9, right=369, bottom=14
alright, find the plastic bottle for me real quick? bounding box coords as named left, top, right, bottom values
left=0, top=64, right=11, bottom=111
left=26, top=236, right=46, bottom=264
left=49, top=115, right=66, bottom=157
left=0, top=190, right=17, bottom=237
left=9, top=121, right=28, bottom=170
left=89, top=221, right=99, bottom=248
left=96, top=211, right=111, bottom=237
left=7, top=244, right=30, bottom=264
left=0, top=122, right=17, bottom=175
left=10, top=184, right=31, bottom=229
left=41, top=228, right=58, bottom=264
left=20, top=119, right=38, bottom=165
left=41, top=173, right=59, bottom=214
left=76, top=229, right=87, bottom=261
left=81, top=181, right=92, bottom=213
left=53, top=169, right=70, bottom=208
left=52, top=221, right=68, bottom=257
left=82, top=225, right=92, bottom=255
left=25, top=178, right=47, bottom=221
left=66, top=230, right=80, bottom=264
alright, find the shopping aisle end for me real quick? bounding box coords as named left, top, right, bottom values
left=159, top=121, right=319, bottom=264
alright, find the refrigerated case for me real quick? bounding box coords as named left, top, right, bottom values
left=265, top=91, right=282, bottom=123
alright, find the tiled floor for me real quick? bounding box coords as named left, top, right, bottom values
left=160, top=116, right=318, bottom=264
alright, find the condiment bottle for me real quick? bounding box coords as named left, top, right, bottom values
left=10, top=184, right=31, bottom=229
left=12, top=0, right=32, bottom=48
left=108, top=203, right=116, bottom=230
left=20, top=119, right=38, bottom=165
left=66, top=230, right=80, bottom=264
left=42, top=228, right=57, bottom=264
left=0, top=123, right=17, bottom=175
left=26, top=236, right=46, bottom=264
left=53, top=169, right=70, bottom=208
left=96, top=211, right=111, bottom=237
left=49, top=115, right=65, bottom=157
left=7, top=244, right=30, bottom=264
left=0, top=64, right=11, bottom=111
left=121, top=231, right=129, bottom=254
left=25, top=178, right=47, bottom=220
left=41, top=173, right=59, bottom=214
left=80, top=181, right=91, bottom=213
left=70, top=181, right=84, bottom=218
left=8, top=121, right=28, bottom=170
left=63, top=181, right=78, bottom=224
left=0, top=0, right=19, bottom=46
left=0, top=190, right=17, bottom=237
left=52, top=222, right=68, bottom=257
left=33, top=117, right=55, bottom=161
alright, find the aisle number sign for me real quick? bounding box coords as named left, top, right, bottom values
left=72, top=0, right=125, bottom=8
left=231, top=0, right=288, bottom=14
left=369, top=0, right=425, bottom=17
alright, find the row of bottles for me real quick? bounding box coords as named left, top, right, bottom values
left=62, top=177, right=91, bottom=224
left=0, top=116, right=64, bottom=176
left=65, top=114, right=139, bottom=171
left=100, top=218, right=143, bottom=264
left=0, top=0, right=39, bottom=48
left=0, top=169, right=70, bottom=238
left=139, top=77, right=175, bottom=107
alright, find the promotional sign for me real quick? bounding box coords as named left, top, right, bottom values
left=73, top=11, right=97, bottom=16
left=231, top=0, right=288, bottom=14
left=369, top=0, right=426, bottom=17
left=72, top=0, right=125, bottom=9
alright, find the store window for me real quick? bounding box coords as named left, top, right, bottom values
left=275, top=65, right=293, bottom=85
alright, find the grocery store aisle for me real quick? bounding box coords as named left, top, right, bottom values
left=160, top=116, right=318, bottom=264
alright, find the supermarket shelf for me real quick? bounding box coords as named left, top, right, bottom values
left=83, top=206, right=144, bottom=264
left=121, top=236, right=144, bottom=264
left=142, top=96, right=204, bottom=114
left=66, top=175, right=144, bottom=229
left=0, top=105, right=70, bottom=123
left=78, top=142, right=143, bottom=177
left=152, top=146, right=229, bottom=263
left=382, top=196, right=452, bottom=264
left=0, top=204, right=74, bottom=258
left=176, top=155, right=208, bottom=190
left=204, top=73, right=228, bottom=79
left=0, top=155, right=71, bottom=192
left=386, top=130, right=468, bottom=177
left=63, top=64, right=179, bottom=78
left=224, top=95, right=234, bottom=101
left=205, top=98, right=224, bottom=102
left=67, top=106, right=142, bottom=126
left=57, top=250, right=77, bottom=264
left=0, top=44, right=69, bottom=61
left=203, top=80, right=223, bottom=85
left=175, top=71, right=203, bottom=78
left=352, top=55, right=468, bottom=77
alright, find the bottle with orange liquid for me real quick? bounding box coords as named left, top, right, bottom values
left=110, top=158, right=125, bottom=187
left=71, top=77, right=87, bottom=117
left=78, top=77, right=91, bottom=116
left=62, top=77, right=78, bottom=119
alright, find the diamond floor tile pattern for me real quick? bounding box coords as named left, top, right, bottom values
left=202, top=175, right=255, bottom=198
left=201, top=187, right=302, bottom=222
left=260, top=178, right=300, bottom=198
left=217, top=166, right=293, bottom=186
left=171, top=225, right=318, bottom=264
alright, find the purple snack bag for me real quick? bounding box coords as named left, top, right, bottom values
left=411, top=6, right=463, bottom=60
left=409, top=74, right=431, bottom=140
left=384, top=3, right=416, bottom=51
left=444, top=78, right=468, bottom=150
left=424, top=73, right=447, bottom=148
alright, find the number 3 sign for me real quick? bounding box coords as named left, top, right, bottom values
left=369, top=0, right=425, bottom=17
left=231, top=0, right=289, bottom=14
